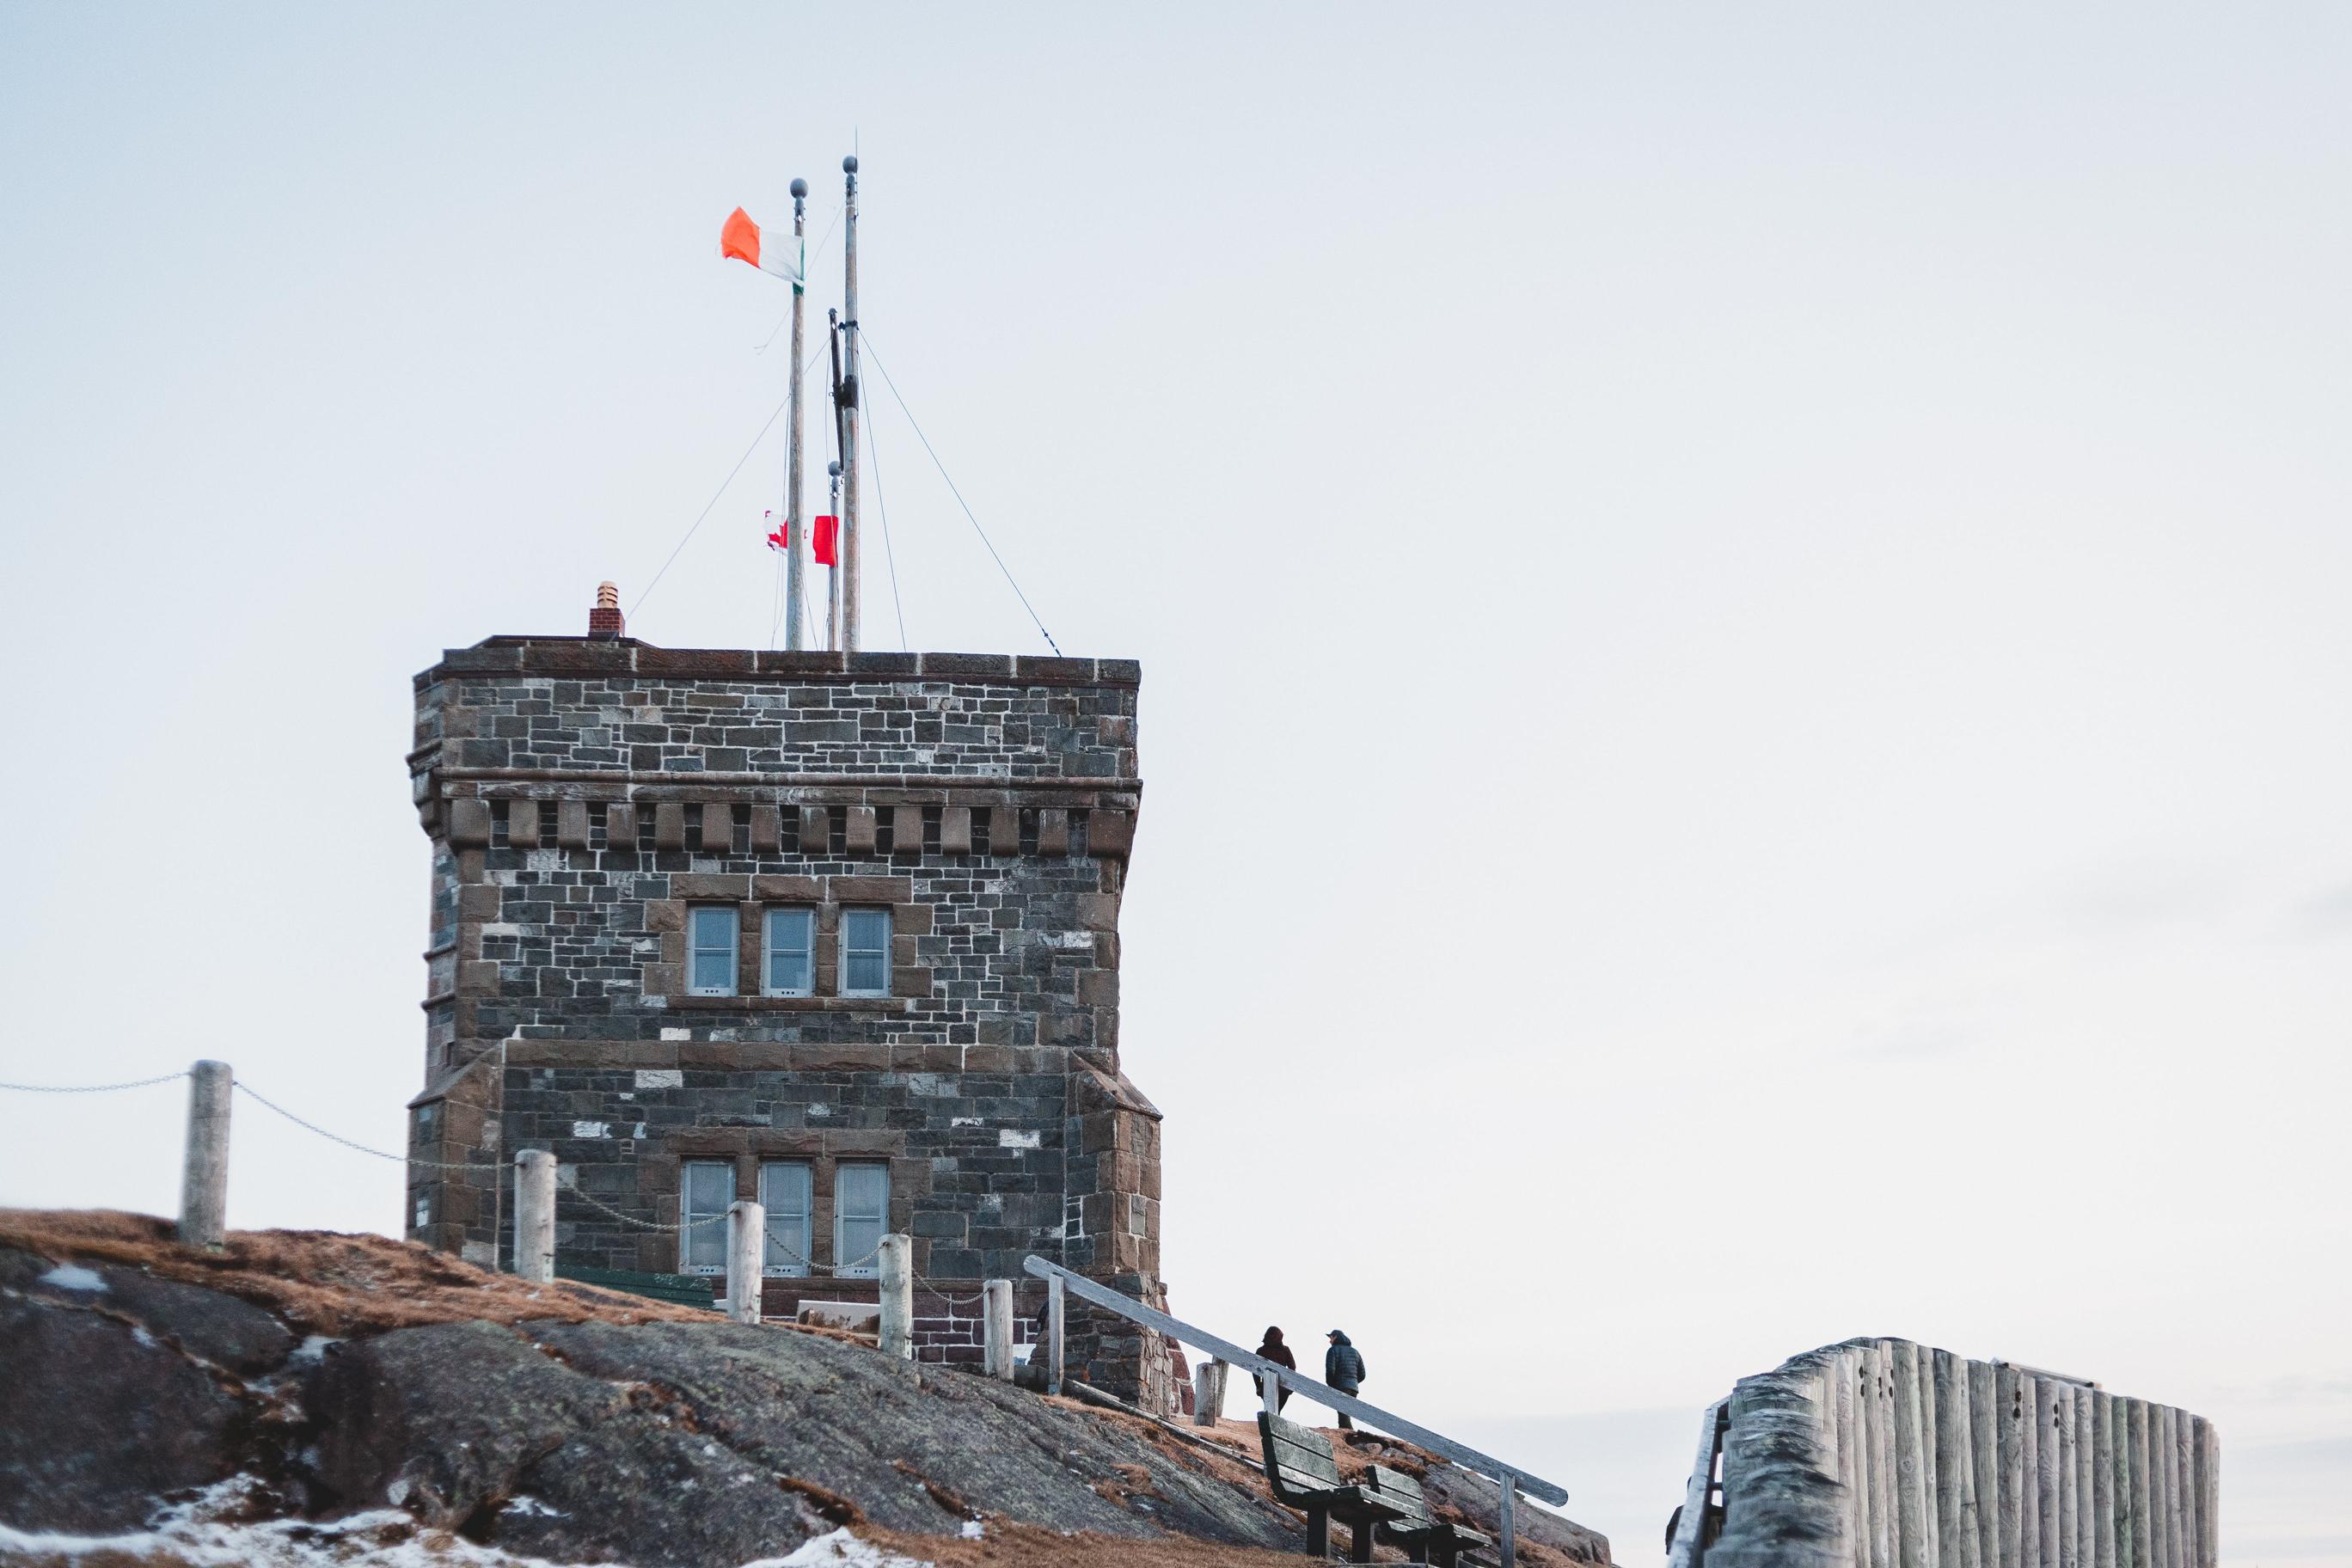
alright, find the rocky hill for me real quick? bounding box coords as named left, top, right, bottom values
left=0, top=1211, right=1613, bottom=1568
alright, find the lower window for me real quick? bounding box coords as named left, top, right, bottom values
left=760, top=1160, right=812, bottom=1277
left=833, top=1161, right=890, bottom=1278
left=680, top=1159, right=732, bottom=1276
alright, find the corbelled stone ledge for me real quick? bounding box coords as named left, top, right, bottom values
left=415, top=638, right=1142, bottom=689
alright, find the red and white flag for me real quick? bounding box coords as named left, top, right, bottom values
left=720, top=207, right=803, bottom=285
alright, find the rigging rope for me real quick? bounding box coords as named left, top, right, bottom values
left=856, top=333, right=1062, bottom=655
left=0, top=1071, right=187, bottom=1093
left=231, top=1081, right=480, bottom=1171
left=861, top=371, right=911, bottom=648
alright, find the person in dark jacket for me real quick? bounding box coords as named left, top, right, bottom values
left=1253, top=1326, right=1296, bottom=1412
left=1326, top=1330, right=1367, bottom=1430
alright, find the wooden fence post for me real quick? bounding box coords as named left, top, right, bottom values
left=177, top=1060, right=232, bottom=1250
left=1046, top=1271, right=1065, bottom=1394
left=513, top=1149, right=556, bottom=1283
left=878, top=1234, right=913, bottom=1359
left=983, top=1279, right=1014, bottom=1380
left=726, top=1199, right=765, bottom=1324
left=1192, top=1357, right=1226, bottom=1426
left=1498, top=1472, right=1517, bottom=1568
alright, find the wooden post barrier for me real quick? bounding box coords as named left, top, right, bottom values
left=177, top=1060, right=231, bottom=1250
left=1045, top=1271, right=1065, bottom=1395
left=1891, top=1340, right=1930, bottom=1568
left=1498, top=1472, right=1517, bottom=1567
left=983, top=1279, right=1014, bottom=1381
left=726, top=1199, right=765, bottom=1324
left=512, top=1149, right=556, bottom=1283
left=1191, top=1358, right=1226, bottom=1426
left=877, top=1234, right=912, bottom=1359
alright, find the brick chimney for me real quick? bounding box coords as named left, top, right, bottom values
left=588, top=582, right=625, bottom=639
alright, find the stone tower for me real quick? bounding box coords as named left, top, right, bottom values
left=402, top=592, right=1173, bottom=1409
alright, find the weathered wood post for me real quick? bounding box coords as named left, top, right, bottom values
left=983, top=1278, right=1015, bottom=1380
left=177, top=1060, right=232, bottom=1249
left=1259, top=1357, right=1280, bottom=1419
left=1192, top=1358, right=1225, bottom=1425
left=1046, top=1271, right=1066, bottom=1394
left=726, top=1199, right=766, bottom=1324
left=1891, top=1341, right=1930, bottom=1568
left=513, top=1149, right=556, bottom=1283
left=877, top=1234, right=913, bottom=1359
left=1498, top=1473, right=1517, bottom=1568
left=2191, top=1418, right=2217, bottom=1568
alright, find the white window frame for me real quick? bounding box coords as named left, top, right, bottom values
left=833, top=1161, right=890, bottom=1279
left=679, top=1159, right=732, bottom=1277
left=687, top=905, right=739, bottom=996
left=763, top=907, right=816, bottom=997
left=838, top=907, right=892, bottom=999
left=759, top=1160, right=813, bottom=1277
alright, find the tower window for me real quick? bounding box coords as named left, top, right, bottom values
left=760, top=1161, right=812, bottom=1277
left=688, top=905, right=739, bottom=995
left=834, top=1161, right=890, bottom=1277
left=680, top=1160, right=732, bottom=1276
left=840, top=908, right=892, bottom=997
left=764, top=908, right=815, bottom=996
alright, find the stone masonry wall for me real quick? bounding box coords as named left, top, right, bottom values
left=402, top=640, right=1170, bottom=1409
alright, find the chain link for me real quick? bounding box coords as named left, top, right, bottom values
left=558, top=1183, right=732, bottom=1232
left=231, top=1081, right=481, bottom=1172
left=761, top=1224, right=881, bottom=1277
left=0, top=1072, right=188, bottom=1093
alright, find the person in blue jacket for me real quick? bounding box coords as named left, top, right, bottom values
left=1324, top=1329, right=1366, bottom=1430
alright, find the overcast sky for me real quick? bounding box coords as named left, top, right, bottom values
left=3, top=5, right=2347, bottom=1563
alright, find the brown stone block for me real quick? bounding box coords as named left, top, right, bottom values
left=654, top=803, right=687, bottom=850
left=747, top=806, right=781, bottom=853
left=556, top=799, right=592, bottom=851
left=635, top=1235, right=669, bottom=1273
left=895, top=903, right=933, bottom=936
left=891, top=934, right=920, bottom=964
left=938, top=806, right=973, bottom=854
left=659, top=931, right=684, bottom=964
left=891, top=804, right=923, bottom=858
left=798, top=805, right=831, bottom=854
left=1075, top=892, right=1120, bottom=932
left=1093, top=933, right=1120, bottom=970
left=643, top=899, right=683, bottom=932
left=754, top=873, right=822, bottom=902
left=1086, top=809, right=1135, bottom=859
left=642, top=963, right=682, bottom=995
left=962, top=1044, right=1014, bottom=1074
left=673, top=873, right=751, bottom=901
left=1078, top=971, right=1119, bottom=1008
left=891, top=966, right=932, bottom=998
left=814, top=932, right=837, bottom=988
left=843, top=805, right=878, bottom=854
left=697, top=803, right=732, bottom=853
left=793, top=1041, right=890, bottom=1071
left=605, top=803, right=639, bottom=848
left=828, top=875, right=912, bottom=903
left=456, top=848, right=486, bottom=883
left=508, top=800, right=543, bottom=850
left=456, top=959, right=500, bottom=995
left=1036, top=809, right=1070, bottom=857
left=458, top=885, right=501, bottom=921
left=447, top=798, right=492, bottom=848
left=1095, top=1008, right=1119, bottom=1052
left=986, top=806, right=1020, bottom=855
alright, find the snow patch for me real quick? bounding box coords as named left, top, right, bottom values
left=751, top=1528, right=937, bottom=1567
left=39, top=1263, right=107, bottom=1293
left=290, top=1334, right=343, bottom=1365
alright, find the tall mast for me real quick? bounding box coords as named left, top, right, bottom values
left=782, top=176, right=809, bottom=651
left=837, top=154, right=863, bottom=652
left=825, top=459, right=843, bottom=652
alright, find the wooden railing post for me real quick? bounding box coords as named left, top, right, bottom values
left=1498, top=1472, right=1517, bottom=1568
left=177, top=1060, right=232, bottom=1250
left=983, top=1279, right=1014, bottom=1380
left=1192, top=1358, right=1225, bottom=1426
left=726, top=1199, right=765, bottom=1324
left=877, top=1234, right=913, bottom=1359
left=513, top=1149, right=556, bottom=1283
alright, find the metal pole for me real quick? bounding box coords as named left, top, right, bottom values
left=983, top=1279, right=1015, bottom=1380
left=877, top=1233, right=914, bottom=1359
left=1046, top=1271, right=1065, bottom=1395
left=177, top=1060, right=231, bottom=1249
left=837, top=154, right=862, bottom=652
left=1498, top=1473, right=1517, bottom=1568
left=726, top=1198, right=766, bottom=1324
left=825, top=459, right=842, bottom=652
left=513, top=1149, right=556, bottom=1283
left=783, top=177, right=809, bottom=651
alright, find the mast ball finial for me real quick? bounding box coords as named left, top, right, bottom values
left=829, top=460, right=842, bottom=477
left=842, top=155, right=858, bottom=174
left=790, top=177, right=808, bottom=198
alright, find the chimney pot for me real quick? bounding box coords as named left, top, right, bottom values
left=589, top=582, right=625, bottom=639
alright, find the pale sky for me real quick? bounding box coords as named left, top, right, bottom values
left=3, top=6, right=2347, bottom=1563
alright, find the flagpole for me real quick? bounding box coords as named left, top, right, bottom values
left=783, top=176, right=809, bottom=651
left=837, top=154, right=863, bottom=652
left=826, top=459, right=843, bottom=652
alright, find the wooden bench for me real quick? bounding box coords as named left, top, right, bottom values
left=1257, top=1412, right=1403, bottom=1561
left=1365, top=1463, right=1496, bottom=1566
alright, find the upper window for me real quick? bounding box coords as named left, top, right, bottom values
left=840, top=908, right=892, bottom=998
left=759, top=1160, right=812, bottom=1277
left=688, top=905, right=739, bottom=995
left=764, top=908, right=815, bottom=997
left=680, top=1159, right=732, bottom=1275
left=834, top=1161, right=890, bottom=1278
